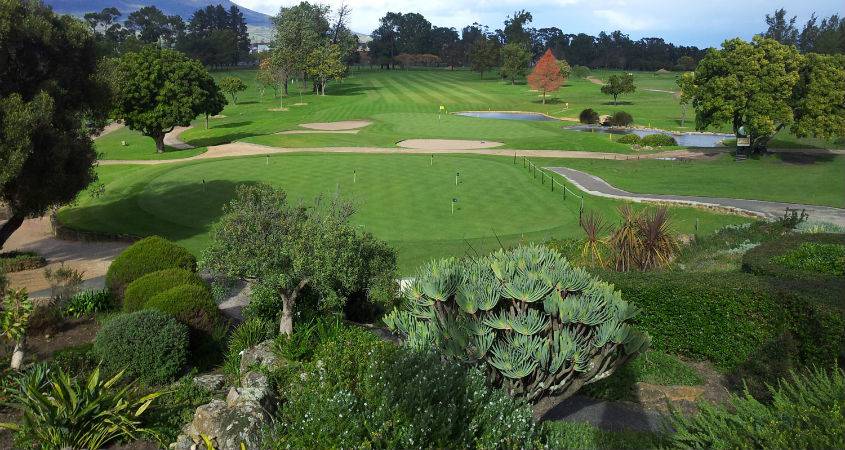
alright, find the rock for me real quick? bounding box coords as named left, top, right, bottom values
left=635, top=382, right=705, bottom=414
left=190, top=400, right=267, bottom=450
left=170, top=434, right=196, bottom=450
left=239, top=340, right=279, bottom=373
left=193, top=374, right=226, bottom=391
left=227, top=371, right=275, bottom=412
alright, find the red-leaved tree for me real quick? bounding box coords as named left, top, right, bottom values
left=527, top=49, right=565, bottom=104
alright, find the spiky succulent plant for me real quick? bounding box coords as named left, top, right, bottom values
left=384, top=245, right=649, bottom=402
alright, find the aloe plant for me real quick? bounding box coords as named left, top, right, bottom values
left=385, top=245, right=649, bottom=402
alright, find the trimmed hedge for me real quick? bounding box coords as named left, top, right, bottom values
left=0, top=251, right=46, bottom=273
left=145, top=284, right=222, bottom=335
left=123, top=268, right=205, bottom=312
left=743, top=233, right=845, bottom=279
left=640, top=133, right=677, bottom=147
left=106, top=236, right=196, bottom=298
left=92, top=310, right=189, bottom=384
left=599, top=270, right=843, bottom=371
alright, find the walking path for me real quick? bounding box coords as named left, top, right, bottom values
left=547, top=166, right=845, bottom=226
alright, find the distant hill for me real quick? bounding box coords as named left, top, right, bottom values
left=44, top=0, right=272, bottom=26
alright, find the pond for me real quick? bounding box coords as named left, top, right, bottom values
left=455, top=111, right=560, bottom=121
left=566, top=125, right=731, bottom=148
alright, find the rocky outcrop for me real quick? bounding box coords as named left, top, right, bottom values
left=171, top=340, right=282, bottom=450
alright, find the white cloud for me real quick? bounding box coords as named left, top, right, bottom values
left=592, top=9, right=656, bottom=31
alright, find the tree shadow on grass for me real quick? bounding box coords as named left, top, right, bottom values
left=212, top=121, right=253, bottom=129
left=601, top=101, right=634, bottom=106
left=185, top=132, right=268, bottom=148
left=771, top=152, right=837, bottom=164
left=62, top=179, right=257, bottom=244
left=329, top=84, right=379, bottom=96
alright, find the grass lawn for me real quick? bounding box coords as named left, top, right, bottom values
left=533, top=153, right=845, bottom=208
left=59, top=153, right=747, bottom=273
left=96, top=126, right=207, bottom=160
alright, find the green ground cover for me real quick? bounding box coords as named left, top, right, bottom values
left=96, top=126, right=207, bottom=160
left=533, top=153, right=845, bottom=208
left=59, top=153, right=746, bottom=273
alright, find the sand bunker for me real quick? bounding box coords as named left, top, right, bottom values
left=299, top=120, right=371, bottom=131
left=397, top=139, right=504, bottom=150
left=268, top=107, right=289, bottom=112
left=277, top=130, right=360, bottom=135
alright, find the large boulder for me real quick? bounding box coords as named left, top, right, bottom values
left=239, top=340, right=278, bottom=373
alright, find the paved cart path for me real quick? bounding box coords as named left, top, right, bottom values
left=547, top=166, right=845, bottom=226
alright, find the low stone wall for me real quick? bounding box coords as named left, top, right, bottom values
left=50, top=214, right=139, bottom=243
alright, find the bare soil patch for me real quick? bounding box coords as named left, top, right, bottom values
left=300, top=120, right=371, bottom=131
left=396, top=139, right=505, bottom=150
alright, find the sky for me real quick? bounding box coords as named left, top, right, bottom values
left=236, top=0, right=845, bottom=48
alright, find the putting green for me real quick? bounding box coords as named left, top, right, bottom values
left=59, top=153, right=748, bottom=272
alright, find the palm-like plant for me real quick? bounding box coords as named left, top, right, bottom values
left=0, top=366, right=162, bottom=449
left=385, top=245, right=649, bottom=402
left=638, top=206, right=678, bottom=270
left=610, top=205, right=642, bottom=272
left=580, top=211, right=610, bottom=268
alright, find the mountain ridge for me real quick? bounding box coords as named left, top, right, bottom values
left=44, top=0, right=272, bottom=26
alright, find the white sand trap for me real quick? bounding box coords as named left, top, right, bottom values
left=268, top=107, right=289, bottom=112
left=300, top=120, right=371, bottom=131
left=292, top=103, right=308, bottom=106
left=397, top=139, right=504, bottom=150
left=277, top=130, right=360, bottom=135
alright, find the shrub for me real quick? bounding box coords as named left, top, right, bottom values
left=571, top=65, right=591, bottom=79
left=222, top=317, right=276, bottom=378
left=742, top=233, right=845, bottom=303
left=63, top=289, right=114, bottom=318
left=774, top=242, right=845, bottom=275
left=541, top=421, right=663, bottom=449
left=106, top=236, right=196, bottom=298
left=0, top=365, right=162, bottom=449
left=92, top=310, right=189, bottom=384
left=43, top=264, right=84, bottom=303
left=579, top=108, right=599, bottom=124
left=142, top=376, right=213, bottom=444
left=1, top=289, right=33, bottom=370
left=616, top=133, right=641, bottom=144
left=123, top=268, right=205, bottom=313
left=0, top=251, right=46, bottom=273
left=385, top=245, right=650, bottom=402
left=639, top=133, right=677, bottom=146
left=669, top=368, right=844, bottom=449
left=51, top=343, right=96, bottom=375
left=144, top=284, right=221, bottom=335
left=609, top=111, right=633, bottom=126
left=795, top=220, right=845, bottom=234
left=599, top=270, right=844, bottom=371
left=266, top=324, right=539, bottom=449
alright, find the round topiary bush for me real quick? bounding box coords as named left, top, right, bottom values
left=123, top=268, right=206, bottom=312
left=145, top=284, right=222, bottom=335
left=609, top=111, right=633, bottom=126
left=106, top=236, right=196, bottom=298
left=616, top=134, right=641, bottom=144
left=92, top=310, right=189, bottom=384
left=579, top=108, right=599, bottom=124
left=385, top=245, right=650, bottom=402
left=640, top=133, right=677, bottom=147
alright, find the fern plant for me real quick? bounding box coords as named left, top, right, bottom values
left=385, top=245, right=649, bottom=402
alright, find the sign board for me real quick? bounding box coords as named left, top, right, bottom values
left=736, top=137, right=751, bottom=147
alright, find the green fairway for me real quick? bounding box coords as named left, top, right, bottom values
left=95, top=68, right=842, bottom=161
left=533, top=153, right=845, bottom=208
left=59, top=153, right=747, bottom=273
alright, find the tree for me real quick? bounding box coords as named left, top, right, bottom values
left=200, top=184, right=397, bottom=335
left=601, top=73, right=636, bottom=105
left=1, top=0, right=109, bottom=249
left=1, top=289, right=33, bottom=370
left=557, top=58, right=572, bottom=79
left=306, top=44, right=346, bottom=95
left=199, top=77, right=227, bottom=129
left=500, top=43, right=532, bottom=84
left=273, top=2, right=330, bottom=89
left=219, top=76, right=247, bottom=104
left=527, top=49, right=564, bottom=104
left=125, top=5, right=184, bottom=46
left=111, top=47, right=222, bottom=153
left=502, top=9, right=534, bottom=47
left=469, top=36, right=499, bottom=79
left=677, top=55, right=697, bottom=71
left=763, top=8, right=799, bottom=47
left=678, top=36, right=845, bottom=153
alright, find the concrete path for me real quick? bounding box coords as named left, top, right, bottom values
left=547, top=166, right=845, bottom=226
left=163, top=126, right=194, bottom=149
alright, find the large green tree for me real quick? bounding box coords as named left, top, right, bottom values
left=306, top=44, right=346, bottom=95
left=679, top=36, right=845, bottom=152
left=111, top=47, right=223, bottom=153
left=200, top=184, right=397, bottom=335
left=273, top=2, right=330, bottom=91
left=600, top=73, right=636, bottom=105
left=500, top=43, right=532, bottom=84
left=469, top=36, right=500, bottom=79
left=0, top=0, right=109, bottom=249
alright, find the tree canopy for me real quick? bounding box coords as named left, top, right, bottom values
left=678, top=36, right=845, bottom=152
left=0, top=0, right=109, bottom=249
left=111, top=47, right=224, bottom=153
left=469, top=37, right=500, bottom=79
left=600, top=73, right=636, bottom=105
left=200, top=184, right=397, bottom=335
left=219, top=76, right=247, bottom=104
left=500, top=43, right=532, bottom=84
left=527, top=49, right=565, bottom=104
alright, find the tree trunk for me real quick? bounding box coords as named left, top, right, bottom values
left=10, top=341, right=24, bottom=370
left=0, top=212, right=25, bottom=250
left=205, top=114, right=209, bottom=129
left=284, top=77, right=289, bottom=96
left=279, top=296, right=294, bottom=335
left=542, top=91, right=546, bottom=104
left=153, top=134, right=165, bottom=153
